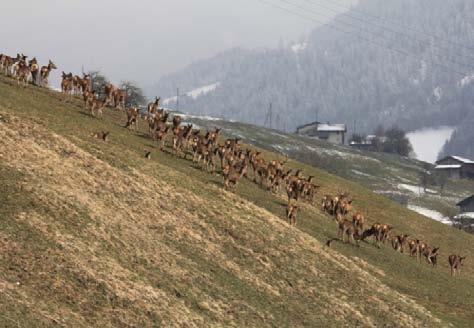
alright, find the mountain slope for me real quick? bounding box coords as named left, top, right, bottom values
left=1, top=76, right=474, bottom=326
left=153, top=0, right=474, bottom=157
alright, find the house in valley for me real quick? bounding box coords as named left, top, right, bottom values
left=434, top=155, right=474, bottom=180
left=296, top=121, right=347, bottom=145
left=453, top=195, right=474, bottom=231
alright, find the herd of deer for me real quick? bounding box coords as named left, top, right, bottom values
left=0, top=53, right=57, bottom=87
left=0, top=51, right=467, bottom=277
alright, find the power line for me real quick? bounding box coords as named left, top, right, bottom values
left=276, top=0, right=474, bottom=72
left=256, top=0, right=469, bottom=76
left=301, top=0, right=474, bottom=64
left=307, top=0, right=474, bottom=53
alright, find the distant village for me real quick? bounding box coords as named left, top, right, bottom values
left=295, top=121, right=474, bottom=232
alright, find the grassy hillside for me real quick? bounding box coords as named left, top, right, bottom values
left=181, top=115, right=474, bottom=219
left=0, top=75, right=473, bottom=327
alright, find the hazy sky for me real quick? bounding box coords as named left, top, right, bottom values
left=1, top=0, right=352, bottom=88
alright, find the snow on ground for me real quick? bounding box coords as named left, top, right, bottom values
left=187, top=83, right=220, bottom=99
left=398, top=183, right=424, bottom=195
left=407, top=205, right=452, bottom=225
left=305, top=145, right=381, bottom=163
left=351, top=170, right=372, bottom=178
left=407, top=126, right=454, bottom=163
left=163, top=82, right=220, bottom=105
left=291, top=42, right=308, bottom=53
left=180, top=113, right=222, bottom=121
left=458, top=73, right=474, bottom=87
left=454, top=212, right=474, bottom=220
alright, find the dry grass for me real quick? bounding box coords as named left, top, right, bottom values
left=0, top=76, right=473, bottom=326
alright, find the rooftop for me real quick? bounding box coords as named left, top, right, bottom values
left=436, top=155, right=474, bottom=164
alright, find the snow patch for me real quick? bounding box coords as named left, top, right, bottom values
left=351, top=170, right=372, bottom=178
left=291, top=42, right=308, bottom=54
left=407, top=205, right=451, bottom=225
left=162, top=82, right=220, bottom=105
left=454, top=212, right=474, bottom=220
left=398, top=184, right=424, bottom=195
left=187, top=82, right=220, bottom=99
left=458, top=73, right=474, bottom=87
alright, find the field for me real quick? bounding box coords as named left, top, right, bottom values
left=0, top=75, right=473, bottom=327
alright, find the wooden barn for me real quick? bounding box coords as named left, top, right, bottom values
left=296, top=121, right=347, bottom=145
left=457, top=195, right=474, bottom=213
left=434, top=155, right=474, bottom=180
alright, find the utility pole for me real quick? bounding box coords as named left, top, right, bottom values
left=269, top=102, right=273, bottom=129
left=264, top=102, right=273, bottom=128
left=176, top=87, right=179, bottom=112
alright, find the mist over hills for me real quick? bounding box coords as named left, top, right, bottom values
left=149, top=0, right=474, bottom=159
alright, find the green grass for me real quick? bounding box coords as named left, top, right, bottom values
left=1, top=75, right=473, bottom=327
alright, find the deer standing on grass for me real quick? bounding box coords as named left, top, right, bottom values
left=336, top=215, right=360, bottom=246
left=286, top=204, right=298, bottom=226
left=61, top=72, right=74, bottom=100
left=125, top=107, right=140, bottom=130
left=16, top=60, right=30, bottom=87
left=28, top=57, right=39, bottom=85
left=448, top=255, right=466, bottom=276
left=422, top=246, right=440, bottom=267
left=147, top=97, right=160, bottom=114
left=391, top=234, right=409, bottom=253
left=39, top=60, right=57, bottom=87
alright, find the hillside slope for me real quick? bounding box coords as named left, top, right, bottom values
left=0, top=76, right=473, bottom=327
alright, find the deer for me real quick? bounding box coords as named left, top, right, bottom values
left=61, top=72, right=74, bottom=100
left=28, top=57, right=39, bottom=85
left=113, top=89, right=127, bottom=109
left=352, top=213, right=365, bottom=231
left=286, top=204, right=298, bottom=226
left=11, top=53, right=27, bottom=77
left=423, top=246, right=440, bottom=267
left=448, top=255, right=466, bottom=276
left=104, top=83, right=118, bottom=106
left=173, top=124, right=193, bottom=157
left=125, top=107, right=140, bottom=130
left=91, top=131, right=110, bottom=141
left=391, top=234, right=409, bottom=253
left=222, top=161, right=248, bottom=190
left=336, top=215, right=360, bottom=246
left=147, top=97, right=160, bottom=114
left=360, top=223, right=392, bottom=248
left=16, top=60, right=30, bottom=87
left=90, top=97, right=107, bottom=118
left=39, top=60, right=57, bottom=87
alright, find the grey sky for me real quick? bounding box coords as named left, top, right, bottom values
left=1, top=0, right=352, bottom=88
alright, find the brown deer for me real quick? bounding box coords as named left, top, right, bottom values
left=337, top=216, right=360, bottom=246
left=423, top=246, right=440, bottom=267
left=113, top=89, right=127, bottom=109
left=286, top=204, right=298, bottom=226
left=61, top=72, right=74, bottom=100
left=448, top=255, right=466, bottom=276
left=154, top=125, right=170, bottom=151
left=222, top=161, right=248, bottom=190
left=125, top=107, right=140, bottom=130
left=391, top=234, right=409, bottom=253
left=28, top=57, right=39, bottom=85
left=352, top=213, right=365, bottom=230
left=16, top=60, right=30, bottom=87
left=91, top=131, right=110, bottom=141
left=147, top=97, right=160, bottom=114
left=104, top=83, right=118, bottom=106
left=39, top=60, right=57, bottom=87
left=90, top=97, right=107, bottom=118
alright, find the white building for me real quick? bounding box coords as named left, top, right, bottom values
left=296, top=121, right=347, bottom=145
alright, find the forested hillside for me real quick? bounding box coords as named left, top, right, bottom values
left=152, top=0, right=474, bottom=158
